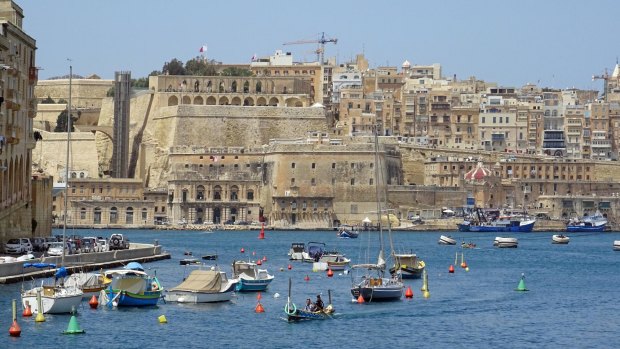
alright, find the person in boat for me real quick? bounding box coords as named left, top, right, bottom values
left=304, top=298, right=316, bottom=311
left=315, top=295, right=324, bottom=311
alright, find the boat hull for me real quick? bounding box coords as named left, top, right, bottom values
left=566, top=225, right=606, bottom=232
left=108, top=290, right=162, bottom=307
left=438, top=235, right=457, bottom=245
left=286, top=308, right=333, bottom=322
left=613, top=241, right=620, bottom=251
left=389, top=265, right=424, bottom=279
left=337, top=230, right=359, bottom=239
left=165, top=289, right=234, bottom=303
left=351, top=284, right=403, bottom=302
left=22, top=287, right=83, bottom=314
left=468, top=220, right=535, bottom=232
left=552, top=235, right=570, bottom=244
left=494, top=237, right=518, bottom=248
left=236, top=278, right=273, bottom=292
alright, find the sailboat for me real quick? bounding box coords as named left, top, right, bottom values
left=350, top=127, right=404, bottom=302
left=21, top=66, right=83, bottom=314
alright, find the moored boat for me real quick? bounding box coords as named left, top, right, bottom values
left=494, top=237, right=518, bottom=248
left=461, top=241, right=477, bottom=249
left=326, top=255, right=350, bottom=271
left=552, top=234, right=570, bottom=244
left=232, top=260, right=274, bottom=292
left=613, top=241, right=620, bottom=251
left=459, top=208, right=535, bottom=232
left=64, top=272, right=111, bottom=299
left=180, top=258, right=201, bottom=265
left=288, top=243, right=312, bottom=261
left=284, top=278, right=334, bottom=322
left=337, top=225, right=359, bottom=239
left=438, top=235, right=457, bottom=245
left=165, top=268, right=238, bottom=303
left=566, top=212, right=607, bottom=232
left=21, top=264, right=84, bottom=314
left=389, top=252, right=425, bottom=279
left=100, top=262, right=163, bottom=307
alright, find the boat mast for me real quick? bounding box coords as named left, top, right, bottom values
left=373, top=124, right=385, bottom=273
left=62, top=64, right=72, bottom=267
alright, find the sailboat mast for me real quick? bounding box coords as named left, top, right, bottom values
left=62, top=64, right=72, bottom=266
left=373, top=125, right=385, bottom=265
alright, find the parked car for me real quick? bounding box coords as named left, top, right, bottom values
left=82, top=237, right=101, bottom=253
left=4, top=238, right=34, bottom=254
left=47, top=241, right=74, bottom=256
left=98, top=239, right=110, bottom=252
left=109, top=234, right=129, bottom=250
left=31, top=237, right=47, bottom=252
left=224, top=219, right=235, bottom=225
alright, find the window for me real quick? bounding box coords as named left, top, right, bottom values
left=291, top=178, right=295, bottom=185
left=126, top=207, right=134, bottom=224
left=332, top=163, right=336, bottom=169
left=369, top=178, right=374, bottom=185
left=291, top=163, right=296, bottom=168
left=141, top=208, right=148, bottom=220
left=80, top=208, right=86, bottom=220
left=350, top=178, right=355, bottom=185
left=311, top=163, right=316, bottom=169
left=110, top=207, right=118, bottom=224
left=247, top=190, right=254, bottom=200
left=311, top=178, right=316, bottom=186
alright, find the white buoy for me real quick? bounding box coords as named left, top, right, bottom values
left=273, top=293, right=280, bottom=298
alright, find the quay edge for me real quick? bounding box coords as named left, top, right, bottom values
left=0, top=243, right=170, bottom=284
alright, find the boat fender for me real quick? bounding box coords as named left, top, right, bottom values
left=284, top=303, right=297, bottom=315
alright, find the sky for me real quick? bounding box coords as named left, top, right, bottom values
left=19, top=0, right=620, bottom=91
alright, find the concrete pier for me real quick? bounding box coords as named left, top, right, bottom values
left=0, top=243, right=170, bottom=284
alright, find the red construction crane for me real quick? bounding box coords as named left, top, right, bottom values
left=283, top=32, right=337, bottom=65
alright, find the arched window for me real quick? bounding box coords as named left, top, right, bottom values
left=94, top=207, right=102, bottom=224
left=196, top=185, right=205, bottom=200
left=213, top=185, right=222, bottom=200
left=247, top=189, right=254, bottom=201
left=126, top=207, right=134, bottom=224
left=141, top=208, right=148, bottom=221
left=80, top=207, right=86, bottom=220
left=256, top=81, right=262, bottom=93
left=230, top=186, right=239, bottom=201
left=231, top=81, right=237, bottom=93
left=110, top=207, right=118, bottom=224
left=243, top=81, right=250, bottom=93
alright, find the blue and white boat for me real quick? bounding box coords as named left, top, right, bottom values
left=337, top=225, right=359, bottom=239
left=232, top=260, right=274, bottom=292
left=566, top=211, right=607, bottom=232
left=101, top=262, right=163, bottom=307
left=458, top=208, right=535, bottom=232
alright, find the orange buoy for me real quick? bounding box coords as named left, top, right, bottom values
left=89, top=295, right=99, bottom=309
left=258, top=224, right=265, bottom=239
left=357, top=294, right=365, bottom=303
left=461, top=261, right=468, bottom=269
left=327, top=268, right=334, bottom=278
left=262, top=256, right=267, bottom=262
left=257, top=259, right=262, bottom=265
left=255, top=302, right=265, bottom=313
left=449, top=265, right=455, bottom=273
left=287, top=264, right=292, bottom=270
left=256, top=292, right=262, bottom=301
left=240, top=247, right=245, bottom=253
left=22, top=304, right=32, bottom=317
left=405, top=286, right=414, bottom=298
left=9, top=320, right=21, bottom=337
left=304, top=275, right=310, bottom=282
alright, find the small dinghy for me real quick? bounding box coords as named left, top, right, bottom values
left=552, top=234, right=570, bottom=244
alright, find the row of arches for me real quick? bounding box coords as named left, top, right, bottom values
left=167, top=95, right=304, bottom=107
left=0, top=154, right=28, bottom=209
left=180, top=185, right=255, bottom=202
left=164, top=78, right=297, bottom=95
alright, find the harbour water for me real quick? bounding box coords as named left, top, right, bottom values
left=1, top=228, right=619, bottom=348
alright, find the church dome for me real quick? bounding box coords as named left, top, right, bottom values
left=464, top=162, right=492, bottom=182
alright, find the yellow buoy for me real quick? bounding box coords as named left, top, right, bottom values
left=158, top=315, right=167, bottom=324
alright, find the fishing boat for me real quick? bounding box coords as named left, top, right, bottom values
left=232, top=260, right=274, bottom=292
left=458, top=208, right=535, bottom=232
left=337, top=224, right=359, bottom=239
left=613, top=241, right=620, bottom=251
left=552, top=234, right=570, bottom=244
left=21, top=72, right=83, bottom=315
left=284, top=278, right=334, bottom=322
left=326, top=255, right=351, bottom=271
left=566, top=211, right=607, bottom=232
left=350, top=127, right=404, bottom=302
left=201, top=253, right=218, bottom=260
left=438, top=235, right=457, bottom=245
left=63, top=272, right=111, bottom=299
left=180, top=258, right=201, bottom=265
left=100, top=262, right=163, bottom=307
left=21, top=264, right=84, bottom=314
left=164, top=268, right=238, bottom=303
left=288, top=242, right=312, bottom=261
left=493, top=237, right=518, bottom=248
left=389, top=252, right=425, bottom=279
left=461, top=241, right=477, bottom=249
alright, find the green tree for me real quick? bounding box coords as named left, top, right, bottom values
left=221, top=67, right=253, bottom=77
left=41, top=96, right=55, bottom=104
left=53, top=110, right=77, bottom=132
left=57, top=98, right=67, bottom=104
left=185, top=56, right=217, bottom=76
left=106, top=87, right=115, bottom=97
left=132, top=77, right=149, bottom=88
left=163, top=58, right=186, bottom=75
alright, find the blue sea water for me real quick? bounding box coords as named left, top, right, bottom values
left=1, top=229, right=619, bottom=349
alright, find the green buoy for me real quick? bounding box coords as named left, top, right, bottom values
left=515, top=273, right=529, bottom=292
left=63, top=308, right=85, bottom=335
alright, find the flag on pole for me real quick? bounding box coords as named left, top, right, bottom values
left=199, top=45, right=208, bottom=53
left=251, top=53, right=257, bottom=62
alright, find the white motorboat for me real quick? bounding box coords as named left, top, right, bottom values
left=613, top=241, right=620, bottom=251
left=494, top=237, right=518, bottom=248
left=438, top=235, right=457, bottom=245
left=552, top=234, right=570, bottom=244
left=165, top=268, right=238, bottom=303
left=288, top=242, right=312, bottom=261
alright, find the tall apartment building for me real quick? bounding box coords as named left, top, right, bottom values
left=0, top=0, right=38, bottom=240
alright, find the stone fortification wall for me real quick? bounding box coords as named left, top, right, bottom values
left=31, top=174, right=53, bottom=237
left=35, top=78, right=114, bottom=108
left=31, top=130, right=100, bottom=181
left=593, top=162, right=620, bottom=182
